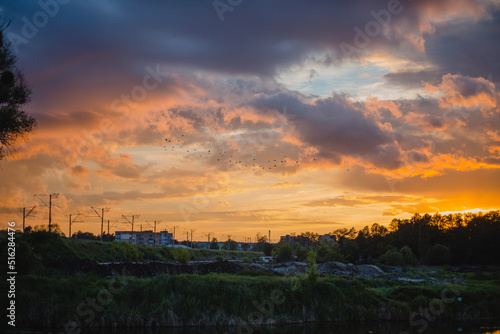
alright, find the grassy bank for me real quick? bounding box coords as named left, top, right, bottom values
left=3, top=231, right=500, bottom=329
left=0, top=231, right=263, bottom=276
left=65, top=237, right=263, bottom=263
left=10, top=272, right=500, bottom=328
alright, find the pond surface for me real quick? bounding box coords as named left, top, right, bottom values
left=31, top=320, right=498, bottom=334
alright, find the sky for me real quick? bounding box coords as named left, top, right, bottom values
left=1, top=0, right=500, bottom=242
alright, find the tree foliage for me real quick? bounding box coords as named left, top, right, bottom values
left=253, top=233, right=273, bottom=255
left=222, top=239, right=238, bottom=250
left=172, top=247, right=191, bottom=264
left=305, top=250, right=319, bottom=283
left=324, top=210, right=500, bottom=266
left=273, top=241, right=292, bottom=262
left=210, top=237, right=219, bottom=250
left=0, top=23, right=36, bottom=159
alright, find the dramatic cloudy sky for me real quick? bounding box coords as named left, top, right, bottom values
left=1, top=0, right=499, bottom=240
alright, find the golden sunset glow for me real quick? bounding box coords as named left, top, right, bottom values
left=1, top=0, right=499, bottom=242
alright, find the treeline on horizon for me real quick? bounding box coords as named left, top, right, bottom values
left=286, top=210, right=500, bottom=266
left=9, top=210, right=500, bottom=267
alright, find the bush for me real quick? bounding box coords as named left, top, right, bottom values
left=315, top=240, right=345, bottom=263
left=400, top=246, right=418, bottom=266
left=293, top=244, right=309, bottom=262
left=306, top=250, right=319, bottom=283
left=110, top=241, right=144, bottom=262
left=379, top=249, right=404, bottom=266
left=172, top=248, right=191, bottom=264
left=273, top=242, right=292, bottom=262
left=426, top=244, right=451, bottom=265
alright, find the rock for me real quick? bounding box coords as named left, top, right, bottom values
left=317, top=262, right=385, bottom=278
left=357, top=264, right=385, bottom=278
left=346, top=263, right=359, bottom=274
left=273, top=262, right=307, bottom=276
left=245, top=263, right=268, bottom=271
left=317, top=261, right=348, bottom=275
left=386, top=266, right=403, bottom=273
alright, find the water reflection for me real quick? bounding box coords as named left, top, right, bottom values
left=38, top=320, right=500, bottom=334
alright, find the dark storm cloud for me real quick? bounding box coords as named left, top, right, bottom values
left=5, top=0, right=495, bottom=79
left=382, top=9, right=500, bottom=88
left=249, top=92, right=397, bottom=167
left=2, top=0, right=498, bottom=171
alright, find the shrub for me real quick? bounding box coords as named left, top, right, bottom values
left=110, top=241, right=144, bottom=262
left=400, top=246, right=418, bottom=266
left=306, top=250, right=319, bottom=283
left=172, top=248, right=191, bottom=264
left=379, top=249, right=404, bottom=266
left=273, top=242, right=292, bottom=262
left=293, top=244, right=309, bottom=262
left=315, top=240, right=345, bottom=263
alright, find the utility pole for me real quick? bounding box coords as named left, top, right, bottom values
left=186, top=231, right=189, bottom=247
left=203, top=232, right=214, bottom=244
left=144, top=220, right=159, bottom=246
left=152, top=220, right=162, bottom=234
left=269, top=230, right=271, bottom=244
left=67, top=213, right=84, bottom=238
left=49, top=195, right=52, bottom=232
left=107, top=220, right=110, bottom=236
left=190, top=229, right=196, bottom=249
left=122, top=214, right=139, bottom=232
left=19, top=205, right=36, bottom=233
left=171, top=225, right=179, bottom=241
left=91, top=207, right=110, bottom=241
left=34, top=193, right=59, bottom=232
left=153, top=221, right=162, bottom=246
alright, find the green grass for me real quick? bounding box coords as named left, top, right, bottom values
left=4, top=232, right=500, bottom=328
left=63, top=236, right=263, bottom=263
left=12, top=272, right=500, bottom=328
left=1, top=231, right=264, bottom=274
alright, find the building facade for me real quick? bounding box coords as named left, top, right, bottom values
left=115, top=230, right=174, bottom=247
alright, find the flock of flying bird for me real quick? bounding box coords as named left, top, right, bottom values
left=163, top=135, right=321, bottom=171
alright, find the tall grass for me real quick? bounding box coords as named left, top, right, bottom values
left=12, top=273, right=500, bottom=328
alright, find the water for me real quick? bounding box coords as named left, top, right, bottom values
left=36, top=320, right=498, bottom=334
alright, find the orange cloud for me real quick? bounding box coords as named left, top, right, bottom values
left=424, top=74, right=497, bottom=110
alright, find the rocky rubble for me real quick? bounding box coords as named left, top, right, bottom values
left=317, top=261, right=386, bottom=278
left=272, top=262, right=307, bottom=276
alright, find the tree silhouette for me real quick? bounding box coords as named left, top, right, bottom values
left=0, top=21, right=36, bottom=160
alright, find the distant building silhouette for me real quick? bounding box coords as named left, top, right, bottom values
left=115, top=230, right=173, bottom=247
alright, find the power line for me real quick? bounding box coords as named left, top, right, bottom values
left=90, top=206, right=110, bottom=242
left=18, top=205, right=36, bottom=232
left=122, top=214, right=140, bottom=232
left=34, top=193, right=59, bottom=232
left=66, top=213, right=84, bottom=237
